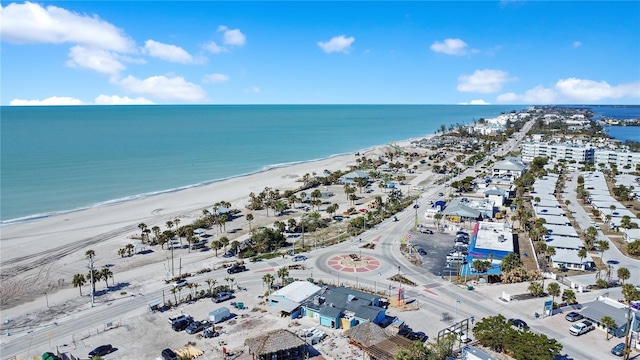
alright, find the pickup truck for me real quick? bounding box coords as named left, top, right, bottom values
left=569, top=321, right=594, bottom=336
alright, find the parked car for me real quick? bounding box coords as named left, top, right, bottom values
left=222, top=252, right=235, bottom=258
left=398, top=326, right=412, bottom=337
left=213, top=291, right=234, bottom=303
left=185, top=320, right=209, bottom=334
left=569, top=321, right=594, bottom=336
left=203, top=327, right=220, bottom=338
left=172, top=279, right=188, bottom=288
left=508, top=318, right=529, bottom=331
left=161, top=348, right=178, bottom=360
left=408, top=331, right=428, bottom=342
left=292, top=255, right=308, bottom=262
left=416, top=247, right=427, bottom=256
left=172, top=318, right=192, bottom=332
left=89, top=344, right=113, bottom=357
left=564, top=312, right=583, bottom=322
left=413, top=204, right=419, bottom=208
left=611, top=342, right=626, bottom=356
left=227, top=265, right=247, bottom=274
left=418, top=228, right=433, bottom=234
left=168, top=314, right=192, bottom=325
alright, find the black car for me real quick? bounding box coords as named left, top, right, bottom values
left=172, top=318, right=192, bottom=332
left=398, top=326, right=412, bottom=337
left=161, top=348, right=178, bottom=360
left=185, top=320, right=209, bottom=334
left=227, top=265, right=247, bottom=274
left=508, top=318, right=529, bottom=331
left=408, top=331, right=428, bottom=342
left=416, top=247, right=427, bottom=255
left=564, top=311, right=583, bottom=322
left=203, top=327, right=220, bottom=338
left=611, top=342, right=626, bottom=357
left=89, top=344, right=113, bottom=357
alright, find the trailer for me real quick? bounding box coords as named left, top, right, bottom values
left=209, top=306, right=231, bottom=324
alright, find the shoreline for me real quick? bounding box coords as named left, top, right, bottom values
left=0, top=139, right=425, bottom=226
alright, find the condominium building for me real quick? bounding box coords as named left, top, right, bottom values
left=594, top=149, right=640, bottom=169
left=520, top=142, right=595, bottom=163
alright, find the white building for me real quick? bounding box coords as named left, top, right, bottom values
left=492, top=157, right=527, bottom=180
left=520, top=142, right=595, bottom=163
left=594, top=149, right=640, bottom=169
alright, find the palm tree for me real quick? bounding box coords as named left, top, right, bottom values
left=125, top=243, right=135, bottom=256
left=100, top=268, right=113, bottom=288
left=617, top=267, right=630, bottom=284
left=152, top=226, right=161, bottom=243
left=117, top=248, right=126, bottom=258
left=277, top=267, right=290, bottom=287
left=562, top=289, right=577, bottom=305
left=170, top=287, right=178, bottom=304
left=547, top=282, right=561, bottom=305
left=86, top=249, right=96, bottom=259
left=174, top=218, right=181, bottom=243
left=72, top=274, right=86, bottom=296
left=600, top=316, right=617, bottom=340
left=597, top=240, right=609, bottom=261
left=205, top=278, right=217, bottom=295
left=246, top=213, right=254, bottom=232
left=87, top=269, right=101, bottom=295
left=224, top=276, right=234, bottom=291
left=219, top=236, right=230, bottom=253
left=262, top=273, right=275, bottom=294
left=138, top=223, right=148, bottom=242
left=230, top=240, right=240, bottom=255
left=210, top=240, right=222, bottom=256
left=528, top=281, right=544, bottom=297
left=577, top=248, right=587, bottom=269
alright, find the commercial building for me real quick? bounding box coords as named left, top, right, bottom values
left=461, top=221, right=514, bottom=277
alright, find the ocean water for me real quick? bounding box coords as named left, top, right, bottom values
left=0, top=105, right=522, bottom=223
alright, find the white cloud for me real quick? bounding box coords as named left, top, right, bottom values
left=217, top=25, right=246, bottom=46
left=203, top=73, right=230, bottom=84
left=10, top=96, right=83, bottom=106
left=459, top=99, right=491, bottom=105
left=244, top=87, right=261, bottom=94
left=65, top=46, right=125, bottom=76
left=572, top=41, right=582, bottom=48
left=0, top=2, right=134, bottom=52
left=457, top=69, right=515, bottom=93
left=203, top=41, right=228, bottom=54
left=144, top=39, right=204, bottom=64
left=318, top=35, right=355, bottom=54
left=94, top=94, right=154, bottom=105
left=430, top=38, right=468, bottom=56
left=119, top=75, right=206, bottom=101
left=497, top=78, right=640, bottom=103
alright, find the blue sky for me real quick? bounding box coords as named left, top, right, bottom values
left=1, top=1, right=639, bottom=105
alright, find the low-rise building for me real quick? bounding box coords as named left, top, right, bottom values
left=245, top=329, right=307, bottom=360
left=492, top=157, right=527, bottom=180
left=301, top=286, right=386, bottom=330
left=461, top=221, right=514, bottom=277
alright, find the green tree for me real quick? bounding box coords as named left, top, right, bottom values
left=246, top=213, right=254, bottom=232
left=577, top=248, right=587, bottom=269
left=628, top=240, right=640, bottom=256
left=597, top=240, right=610, bottom=261
left=472, top=314, right=511, bottom=352
left=621, top=283, right=640, bottom=302
left=528, top=281, right=544, bottom=297
left=601, top=316, right=617, bottom=340
left=547, top=282, right=561, bottom=305
left=72, top=273, right=86, bottom=296
left=262, top=273, right=274, bottom=294
left=277, top=267, right=290, bottom=287
left=500, top=253, right=522, bottom=273
left=210, top=239, right=222, bottom=256
left=100, top=268, right=113, bottom=288
left=617, top=267, right=630, bottom=284
left=205, top=278, right=217, bottom=295
left=562, top=289, right=577, bottom=304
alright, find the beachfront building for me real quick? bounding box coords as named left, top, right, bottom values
left=594, top=149, right=640, bottom=170
left=245, top=329, right=307, bottom=360
left=520, top=142, right=595, bottom=163
left=268, top=281, right=322, bottom=318
left=300, top=286, right=386, bottom=330
left=461, top=221, right=514, bottom=279
left=491, top=157, right=527, bottom=180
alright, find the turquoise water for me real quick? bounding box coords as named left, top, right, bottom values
left=0, top=105, right=521, bottom=222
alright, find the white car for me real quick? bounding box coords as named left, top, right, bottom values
left=292, top=255, right=307, bottom=262
left=569, top=321, right=594, bottom=336
left=412, top=186, right=424, bottom=191
left=173, top=279, right=188, bottom=288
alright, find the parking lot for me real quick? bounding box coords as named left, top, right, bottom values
left=407, top=227, right=466, bottom=279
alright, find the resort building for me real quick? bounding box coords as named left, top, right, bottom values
left=520, top=142, right=595, bottom=163
left=594, top=149, right=640, bottom=169
left=491, top=157, right=527, bottom=180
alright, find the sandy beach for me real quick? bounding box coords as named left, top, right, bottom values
left=0, top=138, right=426, bottom=310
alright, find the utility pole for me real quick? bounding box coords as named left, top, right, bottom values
left=623, top=305, right=633, bottom=360
left=89, top=256, right=94, bottom=308
left=171, top=240, right=175, bottom=277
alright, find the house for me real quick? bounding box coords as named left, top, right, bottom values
left=301, top=286, right=386, bottom=330
left=346, top=321, right=414, bottom=360
left=624, top=229, right=640, bottom=243
left=544, top=224, right=580, bottom=238
left=544, top=235, right=584, bottom=251
left=550, top=248, right=593, bottom=271
left=491, top=157, right=527, bottom=180
left=484, top=186, right=508, bottom=207
left=579, top=297, right=639, bottom=338
left=269, top=281, right=322, bottom=318
left=245, top=329, right=307, bottom=360
left=339, top=170, right=370, bottom=185
left=461, top=222, right=514, bottom=277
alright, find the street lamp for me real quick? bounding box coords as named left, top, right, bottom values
left=454, top=299, right=461, bottom=325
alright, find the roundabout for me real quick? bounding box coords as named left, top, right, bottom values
left=327, top=253, right=382, bottom=273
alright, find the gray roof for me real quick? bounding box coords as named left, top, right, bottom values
left=319, top=304, right=343, bottom=318
left=484, top=186, right=507, bottom=196
left=545, top=235, right=584, bottom=250
left=551, top=248, right=592, bottom=265
left=493, top=157, right=526, bottom=171
left=268, top=296, right=301, bottom=313
left=544, top=224, right=580, bottom=238
left=580, top=299, right=629, bottom=327
left=462, top=345, right=497, bottom=360
left=245, top=329, right=306, bottom=356
left=351, top=305, right=384, bottom=321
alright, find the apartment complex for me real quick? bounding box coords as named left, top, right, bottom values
left=594, top=149, right=640, bottom=169
left=520, top=142, right=595, bottom=163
